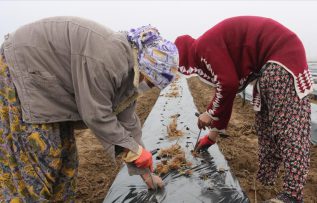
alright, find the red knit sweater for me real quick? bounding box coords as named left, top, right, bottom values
left=175, top=16, right=313, bottom=132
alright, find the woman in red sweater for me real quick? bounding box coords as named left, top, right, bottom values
left=175, top=16, right=312, bottom=203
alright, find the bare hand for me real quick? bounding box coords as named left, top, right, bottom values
left=141, top=173, right=164, bottom=189
left=197, top=112, right=212, bottom=130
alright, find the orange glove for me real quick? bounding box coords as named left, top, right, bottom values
left=196, top=134, right=215, bottom=151
left=134, top=147, right=154, bottom=172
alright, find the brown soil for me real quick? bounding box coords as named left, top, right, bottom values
left=75, top=88, right=160, bottom=202
left=310, top=95, right=317, bottom=104
left=75, top=78, right=317, bottom=202
left=74, top=130, right=121, bottom=203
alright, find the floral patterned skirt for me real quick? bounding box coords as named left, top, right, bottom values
left=0, top=57, right=78, bottom=202
left=255, top=63, right=311, bottom=201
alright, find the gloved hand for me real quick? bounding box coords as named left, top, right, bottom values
left=134, top=147, right=154, bottom=172
left=195, top=134, right=215, bottom=151
left=121, top=145, right=154, bottom=172
left=141, top=173, right=164, bottom=190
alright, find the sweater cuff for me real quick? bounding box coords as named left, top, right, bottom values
left=204, top=111, right=226, bottom=133
left=209, top=127, right=226, bottom=134
left=204, top=110, right=219, bottom=121
left=118, top=137, right=140, bottom=154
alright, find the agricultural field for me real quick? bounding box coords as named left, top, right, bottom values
left=74, top=77, right=317, bottom=203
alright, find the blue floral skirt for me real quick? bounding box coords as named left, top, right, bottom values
left=0, top=57, right=78, bottom=202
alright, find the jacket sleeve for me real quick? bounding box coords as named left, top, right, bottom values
left=204, top=51, right=239, bottom=132
left=71, top=52, right=140, bottom=154
left=117, top=101, right=150, bottom=175
left=117, top=101, right=143, bottom=147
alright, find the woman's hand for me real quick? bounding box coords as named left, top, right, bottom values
left=134, top=147, right=153, bottom=172
left=197, top=112, right=212, bottom=130
left=141, top=173, right=164, bottom=189
left=121, top=146, right=154, bottom=172
left=195, top=131, right=218, bottom=152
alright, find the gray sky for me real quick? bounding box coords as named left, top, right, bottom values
left=1, top=0, right=317, bottom=61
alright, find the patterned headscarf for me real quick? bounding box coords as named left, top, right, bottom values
left=127, top=25, right=179, bottom=89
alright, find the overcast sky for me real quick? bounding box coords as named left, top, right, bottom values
left=1, top=0, right=317, bottom=61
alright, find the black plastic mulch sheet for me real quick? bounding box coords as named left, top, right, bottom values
left=104, top=77, right=250, bottom=203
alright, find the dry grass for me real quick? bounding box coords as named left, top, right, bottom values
left=167, top=117, right=183, bottom=137
left=155, top=144, right=192, bottom=176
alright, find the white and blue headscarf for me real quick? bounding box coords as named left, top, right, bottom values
left=127, top=25, right=179, bottom=89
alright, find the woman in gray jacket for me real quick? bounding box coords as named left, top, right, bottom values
left=0, top=17, right=178, bottom=202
